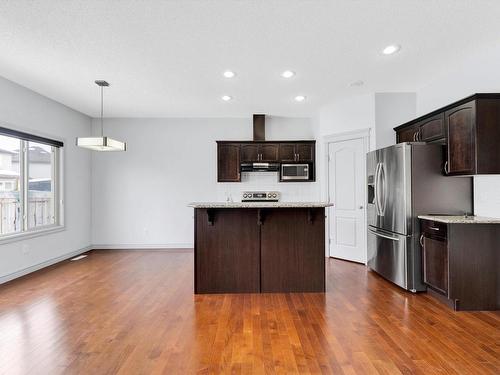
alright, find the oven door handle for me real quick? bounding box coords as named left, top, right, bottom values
left=368, top=227, right=400, bottom=241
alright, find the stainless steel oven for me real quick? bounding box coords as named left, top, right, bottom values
left=281, top=164, right=309, bottom=181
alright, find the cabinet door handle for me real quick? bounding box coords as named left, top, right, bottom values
left=413, top=132, right=416, bottom=141
left=417, top=128, right=422, bottom=141
left=429, top=226, right=440, bottom=231
left=420, top=234, right=424, bottom=247
left=444, top=161, right=449, bottom=174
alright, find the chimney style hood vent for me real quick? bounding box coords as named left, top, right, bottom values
left=253, top=114, right=266, bottom=141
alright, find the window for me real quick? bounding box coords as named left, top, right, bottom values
left=0, top=128, right=62, bottom=238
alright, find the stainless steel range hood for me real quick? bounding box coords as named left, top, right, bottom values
left=241, top=162, right=279, bottom=172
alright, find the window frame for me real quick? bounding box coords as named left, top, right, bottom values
left=0, top=129, right=64, bottom=243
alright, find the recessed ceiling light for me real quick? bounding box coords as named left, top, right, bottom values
left=223, top=70, right=235, bottom=78
left=294, top=95, right=306, bottom=102
left=281, top=70, right=295, bottom=78
left=382, top=44, right=401, bottom=55
left=221, top=95, right=232, bottom=101
left=350, top=80, right=364, bottom=87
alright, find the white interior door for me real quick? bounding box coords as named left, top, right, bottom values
left=328, top=138, right=366, bottom=263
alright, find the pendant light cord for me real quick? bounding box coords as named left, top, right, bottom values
left=100, top=85, right=104, bottom=137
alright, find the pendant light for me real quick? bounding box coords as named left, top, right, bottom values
left=76, top=80, right=127, bottom=151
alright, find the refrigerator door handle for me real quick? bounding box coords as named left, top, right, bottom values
left=368, top=227, right=400, bottom=241
left=379, top=163, right=386, bottom=216
left=375, top=162, right=384, bottom=216
left=373, top=162, right=380, bottom=215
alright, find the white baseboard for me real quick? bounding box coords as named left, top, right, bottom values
left=91, top=243, right=194, bottom=250
left=0, top=245, right=92, bottom=285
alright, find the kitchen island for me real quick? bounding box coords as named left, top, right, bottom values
left=189, top=202, right=332, bottom=294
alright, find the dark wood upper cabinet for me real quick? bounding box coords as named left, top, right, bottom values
left=396, top=124, right=420, bottom=143
left=396, top=114, right=445, bottom=143
left=296, top=143, right=315, bottom=161
left=279, top=143, right=296, bottom=162
left=279, top=142, right=314, bottom=162
left=240, top=144, right=259, bottom=162
left=445, top=101, right=476, bottom=175
left=394, top=94, right=500, bottom=175
left=259, top=143, right=279, bottom=162
left=418, top=113, right=445, bottom=142
left=241, top=143, right=278, bottom=162
left=217, top=143, right=240, bottom=182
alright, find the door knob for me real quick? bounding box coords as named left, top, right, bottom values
left=359, top=206, right=364, bottom=209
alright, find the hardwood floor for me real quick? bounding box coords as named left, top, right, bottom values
left=0, top=250, right=498, bottom=374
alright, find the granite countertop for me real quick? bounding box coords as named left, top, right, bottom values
left=418, top=215, right=500, bottom=224
left=188, top=202, right=333, bottom=208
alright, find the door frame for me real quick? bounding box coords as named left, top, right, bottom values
left=323, top=128, right=371, bottom=263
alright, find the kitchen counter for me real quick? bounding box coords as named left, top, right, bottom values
left=418, top=215, right=500, bottom=224
left=188, top=201, right=333, bottom=208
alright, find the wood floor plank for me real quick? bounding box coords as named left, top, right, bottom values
left=0, top=250, right=499, bottom=375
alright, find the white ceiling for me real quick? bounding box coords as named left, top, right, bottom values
left=0, top=0, right=499, bottom=118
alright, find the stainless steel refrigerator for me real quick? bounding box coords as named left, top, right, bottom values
left=366, top=143, right=472, bottom=292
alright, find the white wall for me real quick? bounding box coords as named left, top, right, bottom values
left=317, top=94, right=375, bottom=200
left=319, top=93, right=376, bottom=146
left=0, top=76, right=92, bottom=282
left=91, top=117, right=318, bottom=248
left=375, top=93, right=416, bottom=149
left=416, top=43, right=500, bottom=217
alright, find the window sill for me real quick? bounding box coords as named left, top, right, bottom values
left=0, top=225, right=65, bottom=245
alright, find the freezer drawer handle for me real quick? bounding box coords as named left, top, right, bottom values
left=368, top=228, right=400, bottom=241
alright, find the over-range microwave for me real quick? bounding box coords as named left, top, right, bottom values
left=280, top=163, right=309, bottom=181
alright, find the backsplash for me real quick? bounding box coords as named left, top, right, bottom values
left=474, top=176, right=500, bottom=217
left=216, top=172, right=320, bottom=202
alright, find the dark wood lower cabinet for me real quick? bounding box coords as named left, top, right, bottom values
left=261, top=208, right=325, bottom=292
left=194, top=207, right=326, bottom=294
left=420, top=219, right=500, bottom=311
left=422, top=236, right=448, bottom=295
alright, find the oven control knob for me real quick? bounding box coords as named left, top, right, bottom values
left=272, top=193, right=277, bottom=198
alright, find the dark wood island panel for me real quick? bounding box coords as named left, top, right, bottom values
left=261, top=208, right=325, bottom=292
left=195, top=208, right=260, bottom=293
left=194, top=207, right=326, bottom=293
